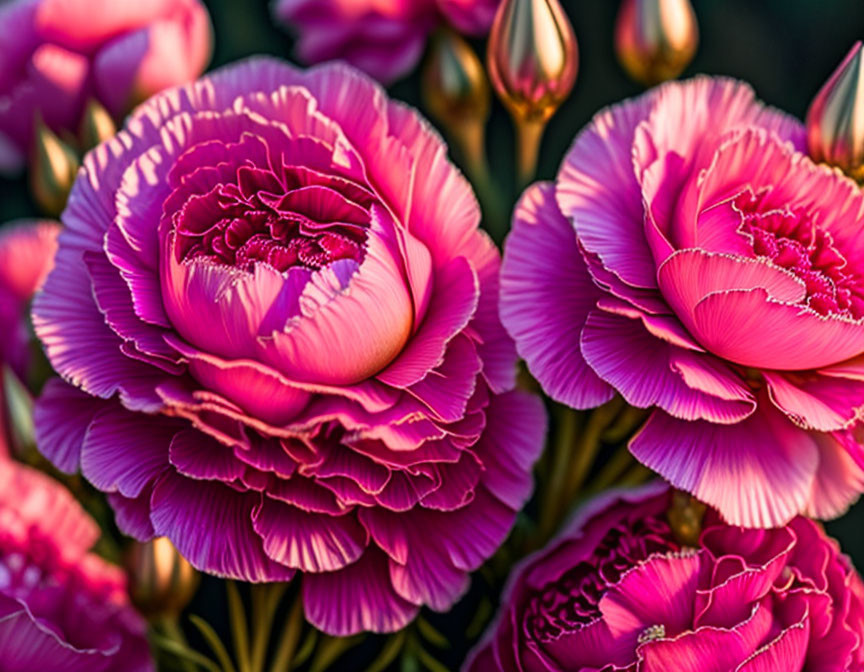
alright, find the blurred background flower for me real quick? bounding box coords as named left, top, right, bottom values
left=272, top=0, right=499, bottom=84
left=0, top=459, right=152, bottom=671
left=0, top=0, right=212, bottom=175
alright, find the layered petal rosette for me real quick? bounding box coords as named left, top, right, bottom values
left=466, top=482, right=864, bottom=672
left=32, top=57, right=546, bottom=635
left=501, top=76, right=864, bottom=528
left=272, top=0, right=499, bottom=84
left=0, top=460, right=152, bottom=672
left=0, top=0, right=212, bottom=172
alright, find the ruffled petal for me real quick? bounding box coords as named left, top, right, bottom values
left=501, top=182, right=614, bottom=409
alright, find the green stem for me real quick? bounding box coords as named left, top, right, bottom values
left=515, top=117, right=546, bottom=191
left=538, top=406, right=580, bottom=540
left=268, top=597, right=303, bottom=672
left=451, top=121, right=507, bottom=242
left=226, top=582, right=251, bottom=672
left=589, top=442, right=637, bottom=494
left=156, top=616, right=196, bottom=672
left=188, top=615, right=238, bottom=672
left=250, top=583, right=288, bottom=672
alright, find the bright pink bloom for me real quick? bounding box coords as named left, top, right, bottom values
left=501, top=77, right=864, bottom=528
left=0, top=460, right=152, bottom=672
left=32, top=58, right=546, bottom=635
left=466, top=482, right=864, bottom=672
left=272, top=0, right=499, bottom=84
left=0, top=221, right=59, bottom=380
left=0, top=0, right=212, bottom=173
left=0, top=221, right=58, bottom=457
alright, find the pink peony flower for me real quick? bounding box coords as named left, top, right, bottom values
left=0, top=221, right=59, bottom=381
left=501, top=76, right=864, bottom=528
left=0, top=221, right=58, bottom=457
left=0, top=459, right=152, bottom=672
left=466, top=482, right=864, bottom=672
left=272, top=0, right=499, bottom=84
left=0, top=0, right=212, bottom=173
left=31, top=57, right=546, bottom=635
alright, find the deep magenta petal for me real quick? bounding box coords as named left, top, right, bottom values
left=501, top=182, right=614, bottom=409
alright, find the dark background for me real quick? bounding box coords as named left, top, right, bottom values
left=2, top=1, right=863, bottom=669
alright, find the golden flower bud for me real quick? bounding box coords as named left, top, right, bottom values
left=666, top=490, right=707, bottom=548
left=423, top=29, right=491, bottom=133
left=806, top=42, right=864, bottom=182
left=29, top=116, right=79, bottom=217
left=614, top=0, right=698, bottom=87
left=487, top=0, right=578, bottom=124
left=125, top=537, right=200, bottom=618
left=79, top=99, right=117, bottom=153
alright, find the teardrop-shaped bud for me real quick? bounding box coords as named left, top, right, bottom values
left=806, top=42, right=864, bottom=182
left=79, top=99, right=117, bottom=153
left=666, top=490, right=706, bottom=548
left=423, top=29, right=491, bottom=133
left=125, top=537, right=200, bottom=618
left=29, top=116, right=79, bottom=217
left=487, top=0, right=578, bottom=123
left=615, top=0, right=698, bottom=87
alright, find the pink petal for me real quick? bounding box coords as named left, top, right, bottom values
left=150, top=471, right=295, bottom=582
left=252, top=498, right=367, bottom=573
left=0, top=220, right=59, bottom=301
left=630, top=400, right=820, bottom=527
left=556, top=89, right=658, bottom=288
left=168, top=428, right=245, bottom=482
left=33, top=378, right=107, bottom=474
left=302, top=548, right=418, bottom=635
left=80, top=406, right=177, bottom=498
left=376, top=254, right=478, bottom=388
left=805, top=431, right=864, bottom=520
left=692, top=287, right=864, bottom=370
left=764, top=371, right=864, bottom=432
left=501, top=182, right=614, bottom=409
left=657, top=248, right=806, bottom=336
left=581, top=310, right=755, bottom=423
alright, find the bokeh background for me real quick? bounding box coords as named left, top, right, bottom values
left=2, top=1, right=863, bottom=669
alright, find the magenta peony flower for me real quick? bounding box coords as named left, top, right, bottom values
left=0, top=221, right=59, bottom=381
left=0, top=221, right=58, bottom=457
left=31, top=57, right=546, bottom=635
left=0, top=0, right=212, bottom=173
left=501, top=76, right=864, bottom=528
left=0, top=460, right=152, bottom=672
left=272, top=0, right=499, bottom=84
left=466, top=482, right=864, bottom=672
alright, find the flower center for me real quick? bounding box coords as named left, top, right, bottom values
left=523, top=516, right=678, bottom=641
left=174, top=183, right=372, bottom=273
left=735, top=191, right=864, bottom=319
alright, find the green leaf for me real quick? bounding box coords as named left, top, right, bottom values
left=365, top=631, right=406, bottom=672
left=416, top=618, right=448, bottom=649
left=151, top=631, right=222, bottom=672
left=188, top=615, right=237, bottom=672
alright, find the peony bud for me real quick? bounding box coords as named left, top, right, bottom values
left=487, top=0, right=578, bottom=123
left=125, top=537, right=200, bottom=619
left=29, top=117, right=79, bottom=217
left=666, top=490, right=706, bottom=547
left=614, top=0, right=698, bottom=87
left=423, top=29, right=491, bottom=137
left=806, top=42, right=864, bottom=182
left=79, top=99, right=117, bottom=154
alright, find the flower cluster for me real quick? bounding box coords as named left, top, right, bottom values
left=468, top=483, right=864, bottom=671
